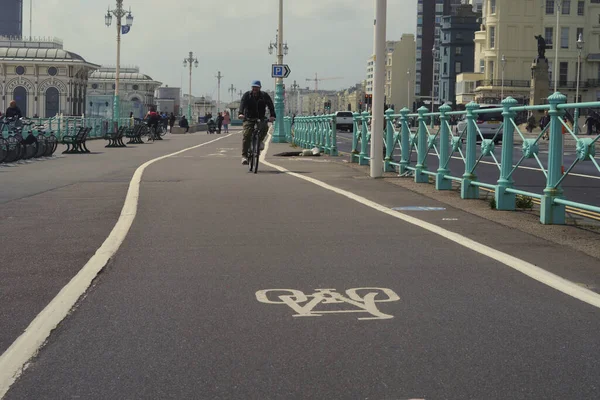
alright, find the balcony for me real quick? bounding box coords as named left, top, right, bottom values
left=476, top=79, right=530, bottom=88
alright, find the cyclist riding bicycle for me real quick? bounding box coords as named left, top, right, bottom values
left=145, top=106, right=162, bottom=140
left=238, top=80, right=276, bottom=165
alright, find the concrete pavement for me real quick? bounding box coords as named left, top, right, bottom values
left=1, top=131, right=600, bottom=399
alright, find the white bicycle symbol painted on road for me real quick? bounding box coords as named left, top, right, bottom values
left=255, top=288, right=400, bottom=320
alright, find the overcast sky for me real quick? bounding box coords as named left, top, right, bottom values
left=26, top=0, right=416, bottom=99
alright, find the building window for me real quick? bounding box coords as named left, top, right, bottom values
left=456, top=62, right=462, bottom=74
left=546, top=0, right=554, bottom=14
left=47, top=67, right=58, bottom=76
left=577, top=1, right=584, bottom=15
left=133, top=84, right=139, bottom=91
left=576, top=28, right=584, bottom=43
left=545, top=27, right=553, bottom=48
left=561, top=27, right=569, bottom=48
left=597, top=64, right=600, bottom=80
left=456, top=32, right=463, bottom=40
left=489, top=61, right=495, bottom=79
left=559, top=62, right=568, bottom=85
left=443, top=62, right=448, bottom=74
left=480, top=59, right=485, bottom=73
left=490, top=0, right=496, bottom=14
left=562, top=0, right=570, bottom=14
left=91, top=83, right=98, bottom=90
left=489, top=26, right=496, bottom=48
left=455, top=47, right=462, bottom=55
left=15, top=66, right=25, bottom=75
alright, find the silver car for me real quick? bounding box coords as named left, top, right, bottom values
left=454, top=105, right=504, bottom=144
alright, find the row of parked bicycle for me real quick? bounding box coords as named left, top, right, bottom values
left=0, top=118, right=59, bottom=164
left=0, top=118, right=167, bottom=164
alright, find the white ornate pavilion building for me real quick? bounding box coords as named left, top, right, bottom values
left=0, top=36, right=99, bottom=118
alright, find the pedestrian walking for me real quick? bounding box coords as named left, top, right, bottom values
left=217, top=112, right=224, bottom=134
left=223, top=111, right=231, bottom=133
left=169, top=112, right=176, bottom=133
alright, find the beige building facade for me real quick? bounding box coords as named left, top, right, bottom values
left=462, top=0, right=600, bottom=104
left=385, top=34, right=416, bottom=110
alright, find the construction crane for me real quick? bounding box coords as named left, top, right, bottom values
left=305, top=73, right=343, bottom=91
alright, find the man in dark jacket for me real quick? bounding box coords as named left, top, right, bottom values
left=238, top=80, right=275, bottom=165
left=5, top=100, right=23, bottom=120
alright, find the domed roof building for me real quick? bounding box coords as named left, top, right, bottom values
left=0, top=36, right=100, bottom=118
left=87, top=66, right=162, bottom=119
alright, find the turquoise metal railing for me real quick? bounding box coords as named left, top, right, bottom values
left=350, top=92, right=600, bottom=225
left=291, top=114, right=338, bottom=155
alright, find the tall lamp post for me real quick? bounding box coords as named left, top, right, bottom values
left=554, top=0, right=563, bottom=92
left=575, top=33, right=584, bottom=135
left=183, top=52, right=198, bottom=123
left=407, top=69, right=411, bottom=109
left=270, top=0, right=289, bottom=143
left=431, top=46, right=437, bottom=128
left=105, top=0, right=134, bottom=124
left=501, top=54, right=506, bottom=100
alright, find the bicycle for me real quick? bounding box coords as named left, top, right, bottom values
left=247, top=118, right=267, bottom=174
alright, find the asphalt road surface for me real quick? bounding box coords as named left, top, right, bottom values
left=2, top=132, right=599, bottom=399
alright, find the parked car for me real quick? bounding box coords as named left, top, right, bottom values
left=335, top=111, right=354, bottom=132
left=454, top=105, right=503, bottom=144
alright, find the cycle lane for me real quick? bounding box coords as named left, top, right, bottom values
left=4, top=134, right=600, bottom=399
left=0, top=132, right=236, bottom=357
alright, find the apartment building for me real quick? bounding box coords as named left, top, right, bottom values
left=385, top=34, right=416, bottom=110
left=460, top=0, right=600, bottom=104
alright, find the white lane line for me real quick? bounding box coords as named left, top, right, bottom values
left=261, top=136, right=600, bottom=310
left=0, top=133, right=235, bottom=399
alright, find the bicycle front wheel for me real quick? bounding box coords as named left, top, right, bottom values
left=252, top=135, right=260, bottom=174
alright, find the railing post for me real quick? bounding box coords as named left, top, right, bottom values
left=495, top=96, right=518, bottom=210
left=540, top=92, right=567, bottom=224
left=461, top=101, right=480, bottom=199
left=384, top=108, right=395, bottom=172
left=414, top=106, right=429, bottom=183
left=351, top=112, right=360, bottom=160
left=317, top=116, right=324, bottom=151
left=436, top=104, right=452, bottom=190
left=399, top=108, right=411, bottom=175
left=330, top=113, right=338, bottom=156
left=359, top=111, right=370, bottom=165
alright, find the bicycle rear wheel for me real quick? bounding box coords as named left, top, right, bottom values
left=249, top=140, right=255, bottom=172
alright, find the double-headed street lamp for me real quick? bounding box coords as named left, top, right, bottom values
left=575, top=33, right=585, bottom=135
left=553, top=0, right=563, bottom=92
left=105, top=0, right=134, bottom=123
left=501, top=54, right=506, bottom=100
left=183, top=52, right=199, bottom=122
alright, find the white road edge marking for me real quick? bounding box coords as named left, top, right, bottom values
left=261, top=135, right=600, bottom=310
left=0, top=133, right=235, bottom=399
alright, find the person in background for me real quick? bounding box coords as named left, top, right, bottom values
left=223, top=111, right=231, bottom=133
left=179, top=115, right=189, bottom=133
left=169, top=112, right=176, bottom=133
left=216, top=112, right=224, bottom=134
left=5, top=100, right=22, bottom=120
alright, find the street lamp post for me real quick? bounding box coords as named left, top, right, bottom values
left=501, top=54, right=506, bottom=100
left=554, top=0, right=563, bottom=93
left=183, top=52, right=198, bottom=123
left=431, top=46, right=437, bottom=128
left=575, top=33, right=584, bottom=135
left=270, top=0, right=289, bottom=143
left=406, top=69, right=411, bottom=109
left=105, top=0, right=134, bottom=125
